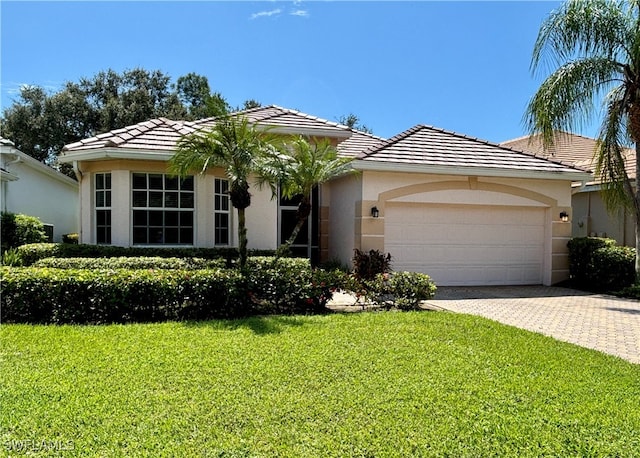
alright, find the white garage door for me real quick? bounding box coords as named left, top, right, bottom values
left=385, top=203, right=545, bottom=286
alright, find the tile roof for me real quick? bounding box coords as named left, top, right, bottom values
left=63, top=105, right=352, bottom=153
left=501, top=132, right=636, bottom=180
left=360, top=125, right=587, bottom=174
left=63, top=118, right=197, bottom=152
left=0, top=137, right=16, bottom=147
left=336, top=130, right=386, bottom=157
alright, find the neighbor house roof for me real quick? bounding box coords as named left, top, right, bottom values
left=356, top=125, right=591, bottom=180
left=61, top=105, right=352, bottom=159
left=501, top=132, right=636, bottom=181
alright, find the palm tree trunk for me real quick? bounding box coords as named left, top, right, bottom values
left=238, top=208, right=248, bottom=270
left=279, top=196, right=312, bottom=257
left=635, top=143, right=640, bottom=281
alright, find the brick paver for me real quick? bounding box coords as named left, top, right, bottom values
left=426, top=286, right=640, bottom=364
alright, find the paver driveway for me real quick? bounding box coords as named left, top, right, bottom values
left=424, top=286, right=640, bottom=364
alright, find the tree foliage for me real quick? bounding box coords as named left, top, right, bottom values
left=525, top=0, right=640, bottom=277
left=0, top=68, right=242, bottom=177
left=259, top=136, right=356, bottom=255
left=170, top=116, right=280, bottom=269
left=338, top=113, right=373, bottom=134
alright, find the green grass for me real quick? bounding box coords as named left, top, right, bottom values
left=1, top=312, right=639, bottom=457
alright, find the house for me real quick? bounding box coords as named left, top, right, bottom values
left=59, top=105, right=590, bottom=286
left=1, top=138, right=79, bottom=241
left=502, top=132, right=636, bottom=247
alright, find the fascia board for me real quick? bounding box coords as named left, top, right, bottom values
left=6, top=150, right=78, bottom=187
left=353, top=159, right=594, bottom=182
left=59, top=148, right=175, bottom=163
left=258, top=126, right=352, bottom=139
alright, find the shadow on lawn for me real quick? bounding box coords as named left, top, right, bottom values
left=182, top=315, right=311, bottom=335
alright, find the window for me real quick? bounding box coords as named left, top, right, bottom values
left=214, top=178, right=230, bottom=245
left=131, top=173, right=194, bottom=245
left=95, top=173, right=111, bottom=244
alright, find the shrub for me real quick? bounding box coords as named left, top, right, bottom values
left=1, top=248, right=23, bottom=266
left=245, top=257, right=346, bottom=314
left=15, top=243, right=276, bottom=266
left=1, top=212, right=48, bottom=251
left=364, top=271, right=437, bottom=310
left=352, top=249, right=392, bottom=281
left=567, top=237, right=635, bottom=292
left=33, top=256, right=226, bottom=270
left=62, top=233, right=79, bottom=244
left=0, top=257, right=348, bottom=324
left=0, top=267, right=243, bottom=324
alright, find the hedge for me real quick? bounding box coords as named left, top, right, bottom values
left=0, top=261, right=347, bottom=324
left=33, top=256, right=226, bottom=270
left=1, top=212, right=48, bottom=251
left=15, top=243, right=276, bottom=267
left=567, top=237, right=635, bottom=292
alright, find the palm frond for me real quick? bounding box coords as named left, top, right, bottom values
left=595, top=86, right=635, bottom=212
left=525, top=57, right=621, bottom=147
left=532, top=0, right=632, bottom=72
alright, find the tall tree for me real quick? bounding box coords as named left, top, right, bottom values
left=338, top=113, right=373, bottom=134
left=170, top=116, right=278, bottom=269
left=175, top=72, right=230, bottom=119
left=260, top=136, right=356, bottom=256
left=526, top=0, right=640, bottom=278
left=1, top=68, right=239, bottom=177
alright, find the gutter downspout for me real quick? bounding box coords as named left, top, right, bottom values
left=73, top=161, right=83, bottom=243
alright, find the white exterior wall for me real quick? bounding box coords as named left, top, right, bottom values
left=327, top=174, right=362, bottom=266
left=245, top=180, right=278, bottom=250
left=1, top=150, right=78, bottom=242
left=75, top=160, right=279, bottom=249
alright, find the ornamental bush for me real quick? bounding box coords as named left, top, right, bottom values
left=245, top=257, right=347, bottom=314
left=364, top=271, right=437, bottom=311
left=0, top=257, right=347, bottom=324
left=33, top=256, right=226, bottom=270
left=567, top=237, right=635, bottom=292
left=15, top=243, right=276, bottom=266
left=0, top=267, right=243, bottom=324
left=1, top=212, right=48, bottom=251
left=352, top=249, right=392, bottom=281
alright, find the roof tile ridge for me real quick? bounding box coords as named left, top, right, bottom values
left=348, top=128, right=386, bottom=142
left=271, top=104, right=350, bottom=130
left=359, top=125, right=425, bottom=158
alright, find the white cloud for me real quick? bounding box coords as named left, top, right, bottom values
left=290, top=9, right=309, bottom=17
left=250, top=8, right=282, bottom=20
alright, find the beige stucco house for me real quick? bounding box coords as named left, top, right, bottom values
left=1, top=138, right=79, bottom=241
left=502, top=132, right=636, bottom=247
left=60, top=106, right=590, bottom=286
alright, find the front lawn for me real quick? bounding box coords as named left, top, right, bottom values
left=1, top=312, right=639, bottom=457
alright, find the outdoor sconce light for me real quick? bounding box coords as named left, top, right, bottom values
left=371, top=206, right=380, bottom=218
left=560, top=211, right=569, bottom=222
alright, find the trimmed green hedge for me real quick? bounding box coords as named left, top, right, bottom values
left=33, top=256, right=226, bottom=270
left=0, top=258, right=347, bottom=324
left=15, top=243, right=275, bottom=266
left=567, top=237, right=635, bottom=292
left=1, top=212, right=48, bottom=251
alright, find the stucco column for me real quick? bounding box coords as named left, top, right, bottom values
left=110, top=170, right=131, bottom=247
left=356, top=200, right=385, bottom=252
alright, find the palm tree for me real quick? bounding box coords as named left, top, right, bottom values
left=261, top=136, right=356, bottom=256
left=170, top=116, right=276, bottom=269
left=526, top=0, right=640, bottom=277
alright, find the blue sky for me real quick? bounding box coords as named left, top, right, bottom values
left=1, top=1, right=579, bottom=143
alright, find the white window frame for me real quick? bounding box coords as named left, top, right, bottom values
left=95, top=172, right=111, bottom=244
left=214, top=178, right=231, bottom=246
left=131, top=172, right=195, bottom=245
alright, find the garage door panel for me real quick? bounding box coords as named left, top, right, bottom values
left=385, top=204, right=545, bottom=286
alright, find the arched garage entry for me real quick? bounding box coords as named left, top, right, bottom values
left=378, top=181, right=557, bottom=286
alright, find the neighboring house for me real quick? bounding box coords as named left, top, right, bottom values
left=1, top=138, right=79, bottom=242
left=502, top=133, right=636, bottom=247
left=60, top=105, right=589, bottom=286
